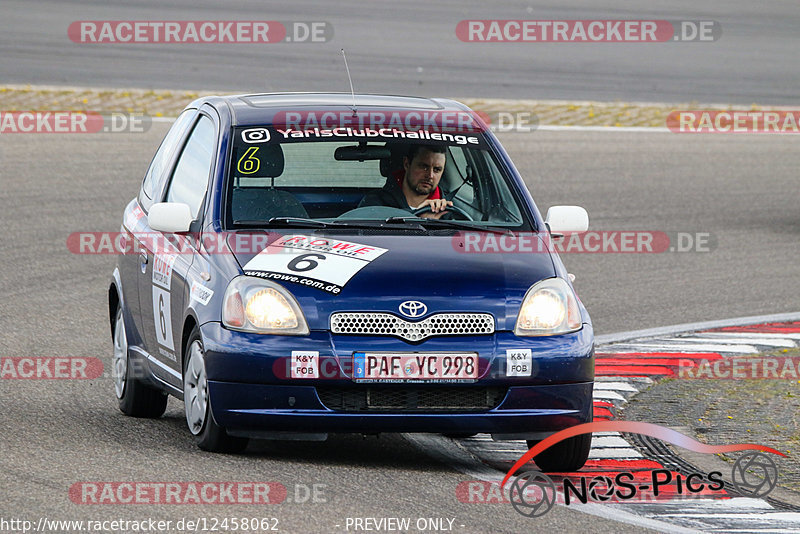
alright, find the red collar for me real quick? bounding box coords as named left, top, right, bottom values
left=392, top=169, right=441, bottom=199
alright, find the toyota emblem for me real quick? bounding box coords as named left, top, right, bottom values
left=399, top=301, right=427, bottom=318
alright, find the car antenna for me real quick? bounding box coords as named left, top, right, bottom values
left=340, top=48, right=357, bottom=115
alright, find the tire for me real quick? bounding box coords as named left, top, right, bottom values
left=113, top=306, right=168, bottom=418
left=527, top=432, right=592, bottom=473
left=183, top=328, right=249, bottom=453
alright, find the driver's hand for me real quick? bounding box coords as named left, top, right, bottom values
left=417, top=198, right=453, bottom=218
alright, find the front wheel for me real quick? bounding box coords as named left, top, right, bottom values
left=113, top=306, right=168, bottom=418
left=527, top=432, right=592, bottom=473
left=183, top=329, right=249, bottom=453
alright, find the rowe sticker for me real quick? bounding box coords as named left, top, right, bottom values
left=152, top=253, right=177, bottom=290
left=243, top=235, right=387, bottom=294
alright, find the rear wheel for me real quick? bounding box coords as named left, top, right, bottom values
left=113, top=306, right=168, bottom=418
left=527, top=432, right=592, bottom=473
left=183, top=328, right=249, bottom=453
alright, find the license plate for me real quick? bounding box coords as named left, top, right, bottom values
left=352, top=352, right=479, bottom=382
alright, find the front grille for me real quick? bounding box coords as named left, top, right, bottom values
left=330, top=312, right=495, bottom=342
left=316, top=386, right=507, bottom=412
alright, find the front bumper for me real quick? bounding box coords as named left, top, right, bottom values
left=200, top=321, right=594, bottom=437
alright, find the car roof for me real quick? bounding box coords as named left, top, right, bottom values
left=192, top=92, right=474, bottom=127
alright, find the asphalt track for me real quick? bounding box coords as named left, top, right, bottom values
left=1, top=0, right=800, bottom=104
left=2, top=1, right=800, bottom=533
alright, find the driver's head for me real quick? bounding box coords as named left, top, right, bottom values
left=403, top=144, right=446, bottom=197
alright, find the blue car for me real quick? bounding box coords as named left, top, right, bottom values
left=108, top=92, right=594, bottom=471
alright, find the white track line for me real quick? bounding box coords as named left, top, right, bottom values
left=569, top=503, right=701, bottom=533
left=603, top=343, right=759, bottom=353
left=662, top=336, right=796, bottom=348
left=592, top=436, right=633, bottom=448
left=595, top=312, right=800, bottom=345
left=596, top=376, right=653, bottom=385
left=698, top=332, right=800, bottom=341
left=592, top=390, right=628, bottom=402
left=536, top=125, right=671, bottom=133
left=593, top=382, right=640, bottom=392
left=588, top=448, right=643, bottom=459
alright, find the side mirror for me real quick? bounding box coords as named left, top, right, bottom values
left=148, top=202, right=193, bottom=233
left=544, top=206, right=589, bottom=234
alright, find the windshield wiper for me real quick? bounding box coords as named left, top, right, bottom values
left=384, top=217, right=512, bottom=235
left=267, top=217, right=336, bottom=228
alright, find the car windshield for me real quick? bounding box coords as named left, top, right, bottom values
left=224, top=123, right=529, bottom=231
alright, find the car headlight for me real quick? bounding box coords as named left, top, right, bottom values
left=222, top=276, right=309, bottom=335
left=515, top=278, right=583, bottom=336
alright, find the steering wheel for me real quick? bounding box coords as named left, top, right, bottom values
left=412, top=204, right=473, bottom=221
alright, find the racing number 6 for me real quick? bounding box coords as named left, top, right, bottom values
left=158, top=294, right=167, bottom=338
left=237, top=146, right=260, bottom=175
left=287, top=253, right=326, bottom=272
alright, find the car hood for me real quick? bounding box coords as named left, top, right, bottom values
left=227, top=231, right=556, bottom=331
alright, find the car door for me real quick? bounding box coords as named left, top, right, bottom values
left=119, top=109, right=196, bottom=347
left=137, top=113, right=217, bottom=388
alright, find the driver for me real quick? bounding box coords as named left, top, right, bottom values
left=359, top=144, right=453, bottom=218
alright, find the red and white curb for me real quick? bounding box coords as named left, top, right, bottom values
left=413, top=314, right=800, bottom=533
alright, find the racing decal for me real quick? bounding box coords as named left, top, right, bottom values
left=241, top=128, right=270, bottom=143
left=272, top=127, right=483, bottom=147
left=124, top=204, right=145, bottom=231
left=152, top=253, right=177, bottom=290
left=506, top=348, right=532, bottom=377
left=243, top=235, right=387, bottom=294
left=189, top=280, right=214, bottom=306
left=291, top=351, right=319, bottom=378
left=152, top=286, right=174, bottom=350
left=158, top=347, right=176, bottom=362
left=237, top=146, right=261, bottom=174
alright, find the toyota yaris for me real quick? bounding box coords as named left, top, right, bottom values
left=108, top=92, right=594, bottom=471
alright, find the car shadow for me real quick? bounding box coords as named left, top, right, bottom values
left=153, top=403, right=455, bottom=472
